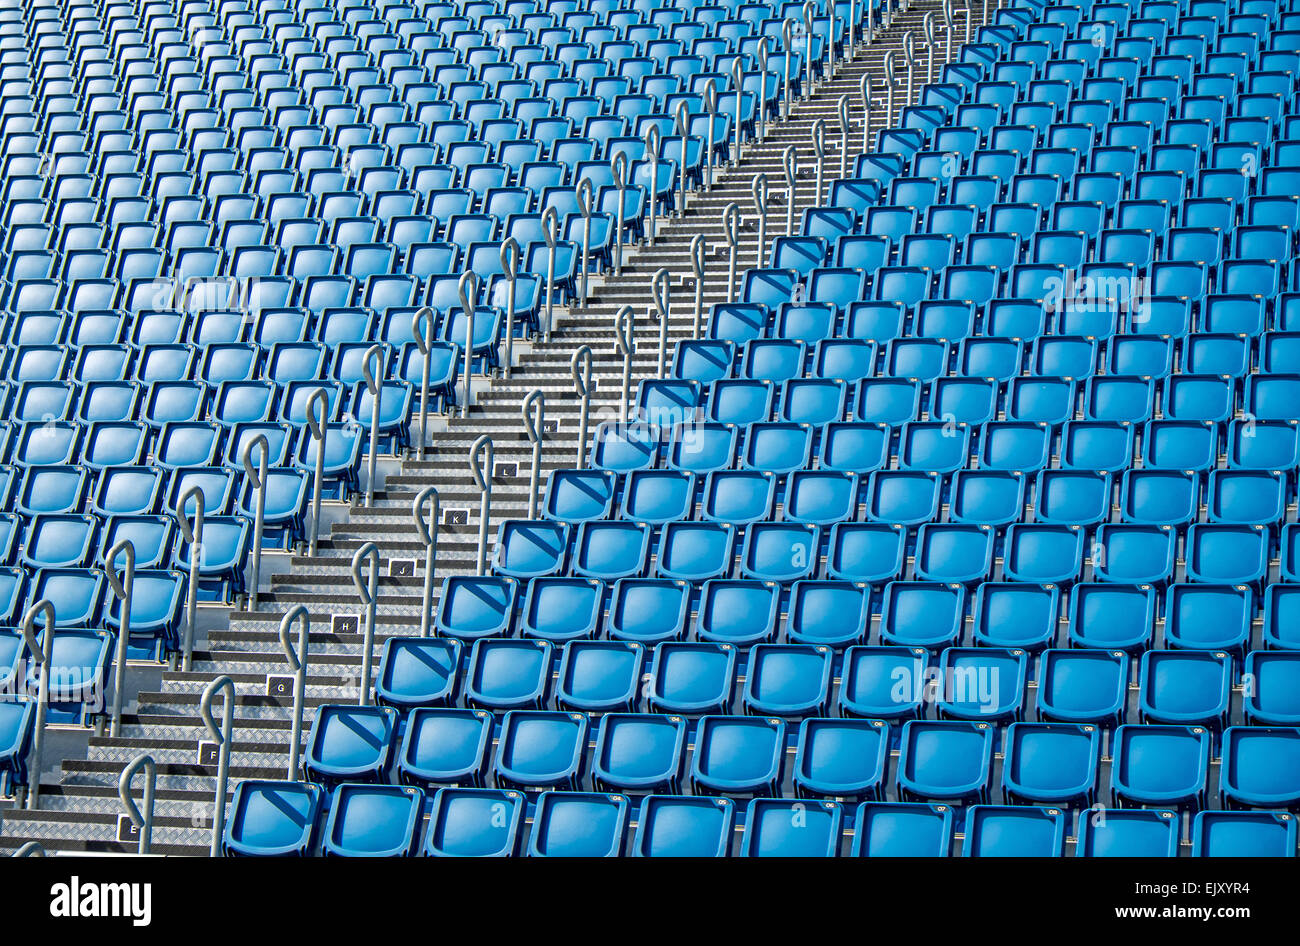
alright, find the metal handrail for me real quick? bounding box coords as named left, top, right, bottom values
left=350, top=542, right=379, bottom=706
left=469, top=434, right=494, bottom=576
left=827, top=0, right=836, bottom=78
left=782, top=20, right=794, bottom=120
left=411, top=306, right=435, bottom=459
left=758, top=41, right=770, bottom=140
left=883, top=49, right=896, bottom=127
left=571, top=346, right=593, bottom=469
left=751, top=174, right=769, bottom=269
left=499, top=238, right=520, bottom=380
left=802, top=2, right=814, bottom=99
left=176, top=485, right=204, bottom=672
left=612, top=150, right=628, bottom=277
left=577, top=177, right=594, bottom=304
left=305, top=387, right=329, bottom=557
left=644, top=124, right=661, bottom=244
left=521, top=390, right=545, bottom=520
left=837, top=94, right=851, bottom=179
left=13, top=841, right=45, bottom=856
left=903, top=30, right=916, bottom=106
left=359, top=343, right=383, bottom=506
left=278, top=604, right=309, bottom=778
left=811, top=119, right=826, bottom=207
left=458, top=270, right=480, bottom=419
left=542, top=206, right=559, bottom=341
left=925, top=11, right=937, bottom=83
left=20, top=600, right=55, bottom=810
left=690, top=233, right=707, bottom=338
left=783, top=146, right=798, bottom=236
left=241, top=432, right=270, bottom=606
left=944, top=0, right=955, bottom=61
left=199, top=674, right=234, bottom=857
left=848, top=0, right=857, bottom=61
left=614, top=305, right=636, bottom=425
left=651, top=268, right=671, bottom=380
left=965, top=0, right=972, bottom=44
left=731, top=58, right=744, bottom=165
left=412, top=486, right=440, bottom=637
left=860, top=73, right=873, bottom=153
left=118, top=753, right=156, bottom=856
left=703, top=79, right=717, bottom=190
left=102, top=538, right=134, bottom=738
left=722, top=201, right=740, bottom=304
left=674, top=101, right=689, bottom=215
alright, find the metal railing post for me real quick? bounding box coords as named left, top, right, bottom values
left=644, top=125, right=661, bottom=244
left=731, top=58, right=744, bottom=165
left=541, top=207, right=559, bottom=340
left=944, top=0, right=954, bottom=63
left=802, top=2, right=814, bottom=99
left=758, top=42, right=770, bottom=140
left=861, top=73, right=873, bottom=154
left=903, top=31, right=916, bottom=107
left=413, top=486, right=440, bottom=637
left=783, top=146, right=798, bottom=236
left=577, top=178, right=594, bottom=303
left=470, top=435, right=494, bottom=576
left=500, top=239, right=520, bottom=379
left=703, top=79, right=717, bottom=191
left=827, top=0, right=836, bottom=78
left=199, top=675, right=234, bottom=857
left=242, top=432, right=270, bottom=606
left=411, top=306, right=435, bottom=458
left=612, top=151, right=628, bottom=277
left=751, top=174, right=769, bottom=269
left=350, top=542, right=379, bottom=706
left=278, top=604, right=308, bottom=778
left=675, top=101, right=689, bottom=215
left=652, top=268, right=670, bottom=379
left=849, top=0, right=857, bottom=61
left=925, top=11, right=936, bottom=84
left=14, top=841, right=45, bottom=856
left=811, top=119, right=826, bottom=206
left=614, top=305, right=636, bottom=425
left=571, top=345, right=593, bottom=468
left=782, top=20, right=793, bottom=120
left=868, top=0, right=875, bottom=43
left=965, top=0, right=972, bottom=44
left=20, top=600, right=55, bottom=810
left=176, top=486, right=204, bottom=672
left=690, top=234, right=707, bottom=338
left=459, top=270, right=480, bottom=419
left=305, top=387, right=328, bottom=557
left=884, top=50, right=896, bottom=127
left=103, top=538, right=135, bottom=738
left=118, top=753, right=156, bottom=856
left=521, top=390, right=545, bottom=520
left=837, top=94, right=851, bottom=180
left=360, top=344, right=383, bottom=505
left=722, top=201, right=740, bottom=304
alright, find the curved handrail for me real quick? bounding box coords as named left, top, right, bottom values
left=305, top=386, right=329, bottom=557
left=924, top=11, right=937, bottom=83
left=722, top=201, right=741, bottom=304
left=13, top=841, right=45, bottom=857
left=458, top=270, right=480, bottom=419
left=944, top=0, right=955, bottom=61
left=469, top=434, right=494, bottom=576
left=571, top=346, right=593, bottom=469
left=782, top=145, right=798, bottom=236
left=757, top=41, right=770, bottom=140
left=781, top=20, right=794, bottom=120
left=541, top=206, right=559, bottom=341
left=241, top=432, right=270, bottom=606
left=577, top=177, right=594, bottom=304
left=674, top=101, right=689, bottom=214
left=751, top=173, right=770, bottom=269
left=903, top=30, right=916, bottom=105
left=278, top=604, right=309, bottom=778
left=176, top=485, right=204, bottom=672
left=703, top=78, right=718, bottom=190
left=118, top=753, right=156, bottom=856
left=614, top=305, right=636, bottom=424
left=731, top=57, right=744, bottom=165
left=801, top=1, right=814, bottom=100
left=644, top=124, right=661, bottom=244
left=689, top=233, right=707, bottom=338
left=350, top=542, right=380, bottom=706
left=837, top=93, right=851, bottom=179
left=500, top=238, right=520, bottom=379
left=20, top=599, right=55, bottom=810
left=651, top=268, right=671, bottom=379
left=412, top=485, right=440, bottom=637
left=883, top=49, right=896, bottom=126
left=411, top=305, right=435, bottom=459
left=102, top=538, right=135, bottom=738
left=810, top=118, right=826, bottom=207
left=199, top=674, right=235, bottom=857
left=521, top=390, right=545, bottom=520
left=612, top=150, right=629, bottom=277
left=860, top=73, right=873, bottom=153
left=360, top=343, right=384, bottom=506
